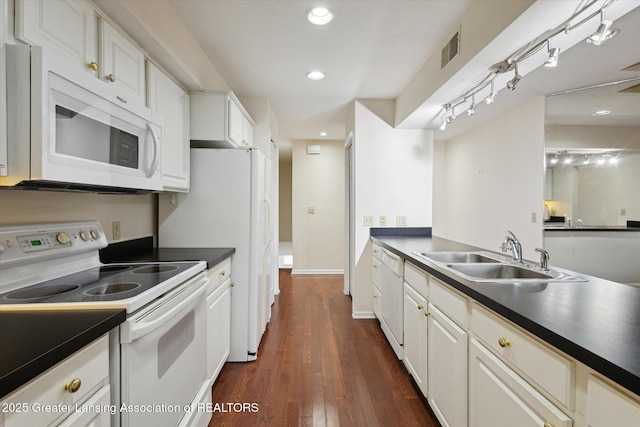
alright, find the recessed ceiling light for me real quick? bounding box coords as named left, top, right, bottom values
left=592, top=110, right=611, bottom=116
left=307, top=7, right=333, bottom=25
left=306, top=71, right=325, bottom=81
left=320, top=132, right=328, bottom=136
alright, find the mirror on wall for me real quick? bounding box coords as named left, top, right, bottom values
left=544, top=78, right=640, bottom=227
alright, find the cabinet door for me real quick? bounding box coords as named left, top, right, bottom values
left=586, top=375, right=640, bottom=427
left=15, top=0, right=98, bottom=75
left=147, top=63, right=190, bottom=192
left=207, top=279, right=231, bottom=383
left=428, top=303, right=467, bottom=427
left=228, top=97, right=244, bottom=146
left=469, top=338, right=572, bottom=427
left=100, top=20, right=146, bottom=105
left=403, top=283, right=428, bottom=396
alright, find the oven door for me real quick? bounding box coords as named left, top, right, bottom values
left=118, top=273, right=208, bottom=427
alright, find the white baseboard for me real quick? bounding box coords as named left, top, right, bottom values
left=290, top=269, right=344, bottom=275
left=352, top=311, right=376, bottom=319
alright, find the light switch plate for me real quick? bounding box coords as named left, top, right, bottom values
left=112, top=221, right=121, bottom=240
left=363, top=216, right=374, bottom=226
left=379, top=216, right=387, bottom=226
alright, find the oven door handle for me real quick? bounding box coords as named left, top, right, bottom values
left=122, top=278, right=208, bottom=343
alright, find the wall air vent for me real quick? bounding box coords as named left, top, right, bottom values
left=441, top=30, right=460, bottom=69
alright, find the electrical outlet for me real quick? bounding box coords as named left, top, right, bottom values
left=396, top=216, right=407, bottom=226
left=620, top=208, right=626, bottom=216
left=379, top=216, right=387, bottom=226
left=308, top=206, right=316, bottom=214
left=531, top=212, right=537, bottom=223
left=112, top=221, right=121, bottom=240
left=363, top=216, right=374, bottom=226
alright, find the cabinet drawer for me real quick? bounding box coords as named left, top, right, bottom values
left=3, top=335, right=109, bottom=427
left=372, top=242, right=383, bottom=260
left=471, top=304, right=575, bottom=409
left=208, top=258, right=232, bottom=289
left=429, top=276, right=468, bottom=327
left=404, top=262, right=428, bottom=297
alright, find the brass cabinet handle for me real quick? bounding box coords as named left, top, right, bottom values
left=498, top=337, right=511, bottom=348
left=64, top=378, right=82, bottom=393
left=105, top=74, right=116, bottom=82
left=417, top=304, right=424, bottom=310
left=88, top=61, right=98, bottom=71
left=424, top=310, right=431, bottom=317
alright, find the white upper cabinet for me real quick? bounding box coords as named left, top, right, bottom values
left=190, top=92, right=255, bottom=149
left=15, top=0, right=146, bottom=105
left=147, top=63, right=190, bottom=192
left=100, top=20, right=146, bottom=105
left=15, top=0, right=98, bottom=75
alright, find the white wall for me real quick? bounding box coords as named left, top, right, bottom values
left=279, top=158, right=292, bottom=242
left=352, top=101, right=433, bottom=317
left=0, top=190, right=156, bottom=243
left=291, top=140, right=345, bottom=273
left=433, top=96, right=546, bottom=260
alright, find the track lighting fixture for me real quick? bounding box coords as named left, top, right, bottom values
left=550, top=153, right=559, bottom=165
left=587, top=10, right=618, bottom=45
left=434, top=0, right=620, bottom=131
left=506, top=63, right=521, bottom=91
left=544, top=40, right=560, bottom=67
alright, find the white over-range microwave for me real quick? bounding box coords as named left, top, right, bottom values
left=0, top=45, right=162, bottom=193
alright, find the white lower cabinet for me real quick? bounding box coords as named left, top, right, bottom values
left=469, top=338, right=572, bottom=427
left=428, top=303, right=468, bottom=427
left=206, top=259, right=232, bottom=385
left=403, top=282, right=428, bottom=396
left=0, top=335, right=110, bottom=427
left=585, top=375, right=640, bottom=427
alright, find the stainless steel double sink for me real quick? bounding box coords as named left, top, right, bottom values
left=412, top=251, right=587, bottom=283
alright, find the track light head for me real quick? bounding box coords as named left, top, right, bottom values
left=506, top=74, right=521, bottom=91
left=544, top=47, right=560, bottom=67
left=587, top=12, right=618, bottom=46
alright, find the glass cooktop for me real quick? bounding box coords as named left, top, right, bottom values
left=0, top=262, right=201, bottom=304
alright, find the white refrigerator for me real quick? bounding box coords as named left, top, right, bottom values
left=159, top=148, right=273, bottom=361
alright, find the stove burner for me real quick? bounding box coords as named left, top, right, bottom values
left=5, top=284, right=80, bottom=300
left=85, top=283, right=141, bottom=295
left=133, top=265, right=179, bottom=274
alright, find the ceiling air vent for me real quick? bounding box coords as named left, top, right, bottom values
left=441, top=31, right=460, bottom=69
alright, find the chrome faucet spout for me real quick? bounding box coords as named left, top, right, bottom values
left=535, top=247, right=550, bottom=271
left=501, top=230, right=523, bottom=263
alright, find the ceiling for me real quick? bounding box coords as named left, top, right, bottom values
left=95, top=1, right=640, bottom=151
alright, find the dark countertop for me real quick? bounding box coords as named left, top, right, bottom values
left=0, top=308, right=125, bottom=398
left=371, top=234, right=640, bottom=397
left=544, top=225, right=640, bottom=232
left=99, top=237, right=235, bottom=269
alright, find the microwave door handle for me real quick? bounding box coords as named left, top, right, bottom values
left=146, top=123, right=160, bottom=178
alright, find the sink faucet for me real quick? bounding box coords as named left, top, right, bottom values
left=535, top=247, right=550, bottom=271
left=577, top=219, right=584, bottom=228
left=501, top=230, right=523, bottom=263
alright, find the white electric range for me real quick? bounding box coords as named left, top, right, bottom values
left=0, top=222, right=211, bottom=427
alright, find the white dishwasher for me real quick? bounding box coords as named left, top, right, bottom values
left=380, top=248, right=404, bottom=359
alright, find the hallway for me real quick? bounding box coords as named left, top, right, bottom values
left=209, top=270, right=440, bottom=426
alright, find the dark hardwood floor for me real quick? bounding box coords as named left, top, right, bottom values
left=208, top=270, right=440, bottom=426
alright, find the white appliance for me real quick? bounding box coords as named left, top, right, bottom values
left=0, top=222, right=209, bottom=427
left=0, top=45, right=162, bottom=193
left=380, top=248, right=404, bottom=359
left=159, top=148, right=273, bottom=361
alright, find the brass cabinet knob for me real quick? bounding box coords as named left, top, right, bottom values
left=373, top=265, right=377, bottom=268
left=417, top=304, right=424, bottom=310
left=87, top=61, right=98, bottom=71
left=229, top=282, right=235, bottom=287
left=498, top=337, right=511, bottom=348
left=543, top=423, right=554, bottom=427
left=424, top=310, right=431, bottom=317
left=106, top=74, right=116, bottom=82
left=220, top=270, right=226, bottom=276
left=64, top=378, right=82, bottom=393
left=373, top=295, right=378, bottom=298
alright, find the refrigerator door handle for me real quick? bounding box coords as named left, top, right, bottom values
left=264, top=197, right=272, bottom=243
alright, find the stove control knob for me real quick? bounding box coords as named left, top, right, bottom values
left=90, top=228, right=101, bottom=240
left=57, top=232, right=70, bottom=245
left=80, top=230, right=91, bottom=241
